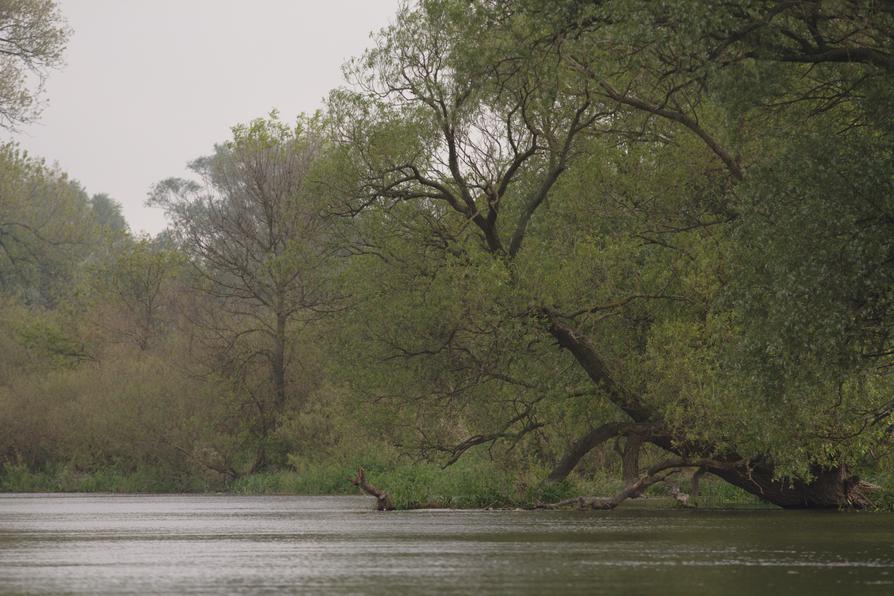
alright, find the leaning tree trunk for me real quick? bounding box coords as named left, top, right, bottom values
left=644, top=438, right=878, bottom=509
left=707, top=463, right=876, bottom=509
left=544, top=405, right=877, bottom=509
left=544, top=313, right=878, bottom=509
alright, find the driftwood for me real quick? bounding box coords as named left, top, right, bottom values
left=351, top=467, right=394, bottom=511
left=539, top=458, right=740, bottom=510
left=541, top=468, right=682, bottom=510
left=667, top=481, right=694, bottom=508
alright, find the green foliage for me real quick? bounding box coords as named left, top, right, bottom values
left=321, top=0, right=894, bottom=507
left=16, top=315, right=88, bottom=368
left=3, top=1, right=894, bottom=509
left=0, top=460, right=214, bottom=493
left=145, top=112, right=339, bottom=472
left=0, top=144, right=114, bottom=306
left=231, top=456, right=576, bottom=509
left=0, top=0, right=70, bottom=129
left=230, top=465, right=355, bottom=496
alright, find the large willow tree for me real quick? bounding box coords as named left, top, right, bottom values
left=330, top=0, right=893, bottom=507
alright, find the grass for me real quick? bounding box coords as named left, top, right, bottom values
left=229, top=463, right=357, bottom=497
left=228, top=459, right=772, bottom=510
left=0, top=457, right=785, bottom=510
left=0, top=461, right=213, bottom=493
left=229, top=458, right=563, bottom=509
left=685, top=478, right=774, bottom=508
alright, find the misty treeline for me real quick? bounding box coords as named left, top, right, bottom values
left=2, top=0, right=893, bottom=508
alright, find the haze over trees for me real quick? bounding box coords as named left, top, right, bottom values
left=1, top=0, right=892, bottom=509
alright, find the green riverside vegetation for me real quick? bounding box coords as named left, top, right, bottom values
left=2, top=0, right=894, bottom=510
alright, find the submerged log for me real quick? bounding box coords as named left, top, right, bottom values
left=351, top=467, right=394, bottom=511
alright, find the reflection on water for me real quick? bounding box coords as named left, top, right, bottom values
left=1, top=494, right=893, bottom=594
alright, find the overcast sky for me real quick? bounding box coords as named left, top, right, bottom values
left=14, top=0, right=401, bottom=235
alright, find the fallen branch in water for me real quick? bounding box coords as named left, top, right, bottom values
left=539, top=458, right=752, bottom=510
left=351, top=467, right=394, bottom=511
left=539, top=467, right=697, bottom=510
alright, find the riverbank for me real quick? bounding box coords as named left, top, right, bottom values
left=1, top=458, right=776, bottom=510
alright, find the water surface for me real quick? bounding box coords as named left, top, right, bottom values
left=1, top=494, right=893, bottom=594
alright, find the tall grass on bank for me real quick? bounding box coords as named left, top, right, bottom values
left=0, top=461, right=213, bottom=493
left=229, top=459, right=771, bottom=509
left=229, top=458, right=574, bottom=509
left=1, top=456, right=774, bottom=510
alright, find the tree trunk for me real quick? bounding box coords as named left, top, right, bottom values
left=549, top=426, right=876, bottom=508
left=621, top=435, right=643, bottom=497
left=707, top=463, right=876, bottom=509
left=248, top=445, right=268, bottom=474
left=690, top=468, right=707, bottom=498
left=272, top=310, right=287, bottom=411
left=547, top=422, right=633, bottom=482
left=544, top=313, right=878, bottom=509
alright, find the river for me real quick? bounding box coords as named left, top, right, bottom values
left=1, top=494, right=893, bottom=594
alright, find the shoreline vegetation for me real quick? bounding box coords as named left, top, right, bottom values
left=2, top=1, right=894, bottom=513
left=0, top=458, right=850, bottom=511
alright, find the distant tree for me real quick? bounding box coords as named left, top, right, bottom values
left=90, top=238, right=182, bottom=351
left=90, top=193, right=129, bottom=234
left=0, top=0, right=69, bottom=130
left=149, top=113, right=336, bottom=471
left=0, top=144, right=98, bottom=305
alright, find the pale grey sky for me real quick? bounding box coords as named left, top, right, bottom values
left=15, top=0, right=401, bottom=235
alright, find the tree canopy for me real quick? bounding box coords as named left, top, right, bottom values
left=324, top=0, right=894, bottom=507
left=0, top=0, right=69, bottom=129
left=1, top=0, right=892, bottom=509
